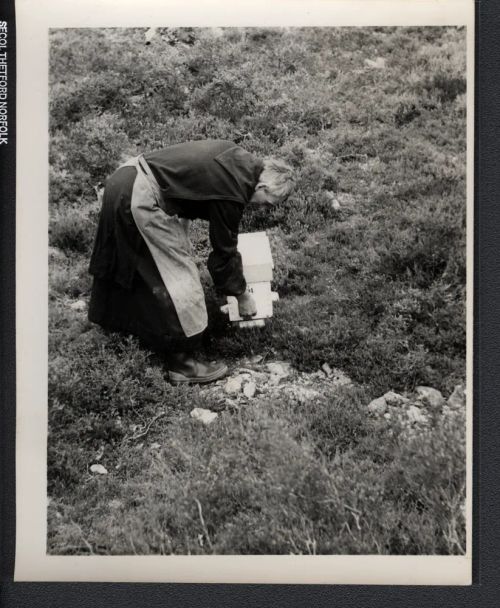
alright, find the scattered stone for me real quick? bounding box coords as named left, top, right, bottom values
left=190, top=408, right=218, bottom=425
left=267, top=375, right=280, bottom=386
left=243, top=382, right=257, bottom=398
left=448, top=384, right=466, bottom=409
left=251, top=371, right=269, bottom=384
left=364, top=57, right=387, bottom=69
left=144, top=27, right=158, bottom=44
left=266, top=362, right=290, bottom=377
left=70, top=300, right=87, bottom=312
left=406, top=405, right=427, bottom=424
left=95, top=445, right=105, bottom=461
left=367, top=396, right=387, bottom=415
left=49, top=246, right=66, bottom=261
left=224, top=377, right=243, bottom=395
left=383, top=391, right=409, bottom=407
left=150, top=442, right=161, bottom=449
left=108, top=499, right=123, bottom=509
left=384, top=412, right=392, bottom=420
left=90, top=464, right=108, bottom=475
left=415, top=386, right=444, bottom=409
left=321, top=362, right=333, bottom=377
left=330, top=368, right=353, bottom=386
left=324, top=191, right=341, bottom=211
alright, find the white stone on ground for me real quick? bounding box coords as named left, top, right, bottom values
left=448, top=384, right=465, bottom=409
left=406, top=405, right=427, bottom=424
left=367, top=396, right=387, bottom=415
left=70, top=300, right=87, bottom=312
left=190, top=408, right=218, bottom=425
left=225, top=377, right=243, bottom=394
left=321, top=363, right=333, bottom=377
left=90, top=464, right=108, bottom=475
left=266, top=362, right=290, bottom=377
left=243, top=382, right=257, bottom=398
left=382, top=391, right=409, bottom=407
left=415, top=386, right=444, bottom=408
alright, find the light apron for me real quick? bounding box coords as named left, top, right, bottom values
left=119, top=155, right=208, bottom=338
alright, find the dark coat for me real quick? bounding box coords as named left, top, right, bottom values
left=89, top=140, right=263, bottom=293
left=88, top=140, right=263, bottom=348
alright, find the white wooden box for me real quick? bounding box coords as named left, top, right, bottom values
left=221, top=231, right=279, bottom=328
left=237, top=231, right=274, bottom=283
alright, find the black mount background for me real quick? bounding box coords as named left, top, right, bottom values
left=1, top=1, right=499, bottom=605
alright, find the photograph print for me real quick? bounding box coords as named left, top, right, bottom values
left=47, top=26, right=468, bottom=556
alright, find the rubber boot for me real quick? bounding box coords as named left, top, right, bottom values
left=167, top=352, right=228, bottom=384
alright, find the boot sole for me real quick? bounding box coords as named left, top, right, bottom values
left=169, top=364, right=229, bottom=385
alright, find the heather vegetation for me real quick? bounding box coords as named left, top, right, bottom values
left=48, top=27, right=467, bottom=555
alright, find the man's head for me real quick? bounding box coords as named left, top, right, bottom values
left=250, top=158, right=295, bottom=205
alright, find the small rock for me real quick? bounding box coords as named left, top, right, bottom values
left=324, top=191, right=341, bottom=210
left=90, top=464, right=108, bottom=475
left=415, top=386, right=444, bottom=409
left=95, top=445, right=105, bottom=461
left=367, top=396, right=387, bottom=415
left=321, top=363, right=333, bottom=377
left=150, top=442, right=161, bottom=449
left=266, top=362, right=290, bottom=377
left=330, top=368, right=353, bottom=386
left=364, top=57, right=386, bottom=69
left=406, top=405, right=427, bottom=424
left=190, top=408, right=218, bottom=425
left=224, top=377, right=243, bottom=395
left=442, top=404, right=452, bottom=417
left=448, top=384, right=466, bottom=409
left=384, top=412, right=392, bottom=420
left=70, top=300, right=87, bottom=312
left=144, top=27, right=158, bottom=44
left=383, top=391, right=409, bottom=407
left=108, top=499, right=123, bottom=509
left=243, top=382, right=257, bottom=398
left=250, top=355, right=263, bottom=364
left=49, top=246, right=65, bottom=261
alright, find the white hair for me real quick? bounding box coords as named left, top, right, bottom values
left=256, top=158, right=295, bottom=201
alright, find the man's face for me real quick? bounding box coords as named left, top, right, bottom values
left=249, top=186, right=281, bottom=206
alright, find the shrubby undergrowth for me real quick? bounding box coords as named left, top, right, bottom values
left=48, top=27, right=467, bottom=555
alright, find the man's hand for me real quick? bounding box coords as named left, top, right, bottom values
left=237, top=292, right=257, bottom=318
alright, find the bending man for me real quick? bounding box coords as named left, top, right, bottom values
left=88, top=139, right=294, bottom=384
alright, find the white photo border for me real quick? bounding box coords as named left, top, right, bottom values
left=15, top=0, right=474, bottom=584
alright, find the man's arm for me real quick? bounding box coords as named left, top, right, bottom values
left=207, top=201, right=257, bottom=317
